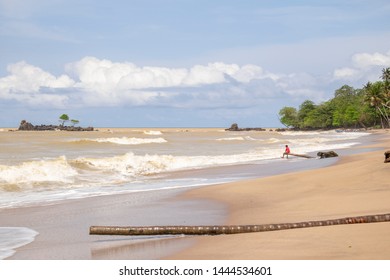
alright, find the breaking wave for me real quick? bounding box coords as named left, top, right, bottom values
left=0, top=156, right=77, bottom=189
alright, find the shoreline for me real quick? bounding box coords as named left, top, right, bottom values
left=1, top=130, right=387, bottom=259
left=167, top=130, right=390, bottom=259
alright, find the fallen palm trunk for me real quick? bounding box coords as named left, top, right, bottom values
left=89, top=213, right=390, bottom=236
left=288, top=153, right=314, bottom=159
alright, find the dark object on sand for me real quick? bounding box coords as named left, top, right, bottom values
left=317, top=151, right=338, bottom=158
left=89, top=213, right=390, bottom=236
left=385, top=150, right=390, bottom=163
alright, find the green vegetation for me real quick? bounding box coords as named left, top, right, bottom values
left=278, top=67, right=390, bottom=129
left=71, top=119, right=79, bottom=126
left=59, top=114, right=80, bottom=127
left=59, top=114, right=69, bottom=126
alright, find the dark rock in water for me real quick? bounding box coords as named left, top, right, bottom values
left=18, top=120, right=94, bottom=131
left=227, top=123, right=239, bottom=131
left=18, top=120, right=35, bottom=130
left=225, top=123, right=265, bottom=131
left=384, top=150, right=390, bottom=163
left=317, top=151, right=338, bottom=159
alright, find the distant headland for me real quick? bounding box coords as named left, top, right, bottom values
left=18, top=120, right=94, bottom=131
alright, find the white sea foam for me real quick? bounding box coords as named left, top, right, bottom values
left=143, top=130, right=163, bottom=135
left=267, top=137, right=281, bottom=143
left=72, top=137, right=167, bottom=145
left=73, top=151, right=272, bottom=177
left=279, top=131, right=322, bottom=136
left=0, top=156, right=77, bottom=188
left=216, top=136, right=257, bottom=141
left=0, top=227, right=38, bottom=259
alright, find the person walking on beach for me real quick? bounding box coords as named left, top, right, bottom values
left=282, top=145, right=290, bottom=158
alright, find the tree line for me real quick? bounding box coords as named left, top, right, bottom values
left=278, top=67, right=390, bottom=129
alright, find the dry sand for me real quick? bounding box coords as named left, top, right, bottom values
left=167, top=130, right=390, bottom=259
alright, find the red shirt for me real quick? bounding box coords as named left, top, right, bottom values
left=285, top=146, right=290, bottom=153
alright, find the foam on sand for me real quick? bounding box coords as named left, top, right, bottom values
left=0, top=227, right=39, bottom=259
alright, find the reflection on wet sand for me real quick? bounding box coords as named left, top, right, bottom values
left=91, top=235, right=195, bottom=259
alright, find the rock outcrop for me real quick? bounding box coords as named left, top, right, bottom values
left=225, top=123, right=265, bottom=131
left=18, top=120, right=94, bottom=131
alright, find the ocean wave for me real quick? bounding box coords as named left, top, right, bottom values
left=71, top=137, right=167, bottom=145
left=0, top=150, right=277, bottom=192
left=279, top=130, right=370, bottom=139
left=267, top=137, right=281, bottom=143
left=0, top=156, right=78, bottom=188
left=73, top=151, right=269, bottom=177
left=216, top=136, right=257, bottom=141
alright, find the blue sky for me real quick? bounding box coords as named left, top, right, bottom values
left=0, top=0, right=389, bottom=128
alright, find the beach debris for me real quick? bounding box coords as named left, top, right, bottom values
left=89, top=212, right=390, bottom=236
left=384, top=150, right=390, bottom=163
left=317, top=151, right=339, bottom=159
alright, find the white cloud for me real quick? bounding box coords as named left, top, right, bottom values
left=352, top=50, right=390, bottom=69
left=333, top=67, right=361, bottom=80
left=63, top=57, right=289, bottom=107
left=67, top=57, right=265, bottom=90
left=0, top=61, right=74, bottom=108
left=333, top=50, right=390, bottom=83
left=1, top=61, right=74, bottom=92
left=0, top=56, right=336, bottom=109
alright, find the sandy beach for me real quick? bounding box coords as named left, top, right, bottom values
left=1, top=130, right=390, bottom=260
left=168, top=130, right=390, bottom=259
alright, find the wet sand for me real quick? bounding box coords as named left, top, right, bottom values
left=168, top=130, right=390, bottom=259
left=1, top=189, right=226, bottom=259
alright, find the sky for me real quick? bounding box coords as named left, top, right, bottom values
left=0, top=0, right=390, bottom=128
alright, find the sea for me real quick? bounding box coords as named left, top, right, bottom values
left=0, top=127, right=372, bottom=259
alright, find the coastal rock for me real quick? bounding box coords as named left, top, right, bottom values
left=18, top=120, right=35, bottom=130
left=384, top=150, right=390, bottom=163
left=317, top=151, right=338, bottom=159
left=17, top=120, right=94, bottom=131
left=225, top=123, right=265, bottom=131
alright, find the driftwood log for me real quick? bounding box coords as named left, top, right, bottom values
left=385, top=150, right=390, bottom=163
left=89, top=213, right=390, bottom=236
left=287, top=153, right=314, bottom=159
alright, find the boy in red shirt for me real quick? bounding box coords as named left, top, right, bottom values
left=282, top=145, right=290, bottom=158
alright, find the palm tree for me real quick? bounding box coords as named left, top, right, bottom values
left=381, top=67, right=390, bottom=102
left=381, top=67, right=390, bottom=83
left=363, top=81, right=389, bottom=128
